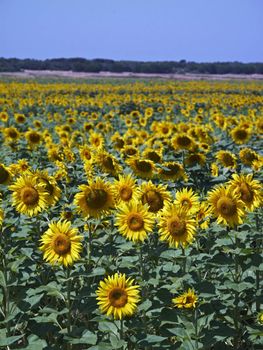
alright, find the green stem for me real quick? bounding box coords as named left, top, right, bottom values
left=194, top=308, right=199, bottom=350
left=138, top=245, right=143, bottom=280
left=181, top=246, right=186, bottom=275
left=233, top=233, right=240, bottom=349
left=66, top=268, right=71, bottom=334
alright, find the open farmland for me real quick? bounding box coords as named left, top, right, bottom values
left=0, top=79, right=262, bottom=349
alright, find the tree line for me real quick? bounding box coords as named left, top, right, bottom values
left=0, top=57, right=263, bottom=74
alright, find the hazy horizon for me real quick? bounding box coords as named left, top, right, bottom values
left=1, top=0, right=262, bottom=63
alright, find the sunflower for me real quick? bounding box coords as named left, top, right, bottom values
left=127, top=157, right=156, bottom=179
left=228, top=173, right=262, bottom=212
left=25, top=129, right=42, bottom=148
left=96, top=149, right=122, bottom=177
left=34, top=170, right=61, bottom=206
left=196, top=202, right=211, bottom=229
left=172, top=288, right=198, bottom=309
left=89, top=132, right=104, bottom=149
left=0, top=163, right=12, bottom=185
left=230, top=126, right=251, bottom=145
left=9, top=174, right=49, bottom=216
left=96, top=273, right=140, bottom=320
left=171, top=133, right=195, bottom=151
left=3, top=127, right=20, bottom=143
left=142, top=148, right=162, bottom=164
left=174, top=188, right=200, bottom=214
left=158, top=203, right=196, bottom=248
left=185, top=152, right=206, bottom=167
left=79, top=145, right=94, bottom=163
left=216, top=150, right=237, bottom=169
left=115, top=200, right=155, bottom=242
left=239, top=148, right=259, bottom=167
left=74, top=178, right=115, bottom=218
left=15, top=113, right=26, bottom=123
left=211, top=163, right=219, bottom=177
left=113, top=174, right=139, bottom=204
left=207, top=184, right=246, bottom=227
left=39, top=220, right=83, bottom=267
left=158, top=162, right=187, bottom=182
left=139, top=181, right=171, bottom=214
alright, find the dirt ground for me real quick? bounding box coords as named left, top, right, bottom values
left=1, top=70, right=263, bottom=80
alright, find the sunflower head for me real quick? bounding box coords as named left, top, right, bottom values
left=139, top=181, right=171, bottom=213
left=40, top=220, right=83, bottom=266
left=174, top=188, right=199, bottom=214
left=172, top=288, right=198, bottom=309
left=96, top=273, right=140, bottom=319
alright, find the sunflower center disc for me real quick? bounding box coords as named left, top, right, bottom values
left=181, top=199, right=191, bottom=209
left=142, top=190, right=163, bottom=212
left=168, top=217, right=186, bottom=237
left=29, top=132, right=41, bottom=143
left=0, top=166, right=9, bottom=184
left=235, top=129, right=247, bottom=140
left=86, top=189, right=108, bottom=209
left=20, top=186, right=39, bottom=205
left=240, top=182, right=253, bottom=203
left=53, top=233, right=71, bottom=255
left=135, top=160, right=152, bottom=173
left=109, top=287, right=128, bottom=308
left=103, top=156, right=115, bottom=170
left=177, top=136, right=191, bottom=147
left=217, top=196, right=237, bottom=216
left=119, top=186, right=133, bottom=201
left=9, top=129, right=18, bottom=138
left=127, top=213, right=144, bottom=231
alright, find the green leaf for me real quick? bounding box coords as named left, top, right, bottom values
left=98, top=321, right=118, bottom=335
left=0, top=335, right=24, bottom=346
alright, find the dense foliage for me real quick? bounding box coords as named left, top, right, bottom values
left=1, top=58, right=263, bottom=74
left=0, top=79, right=262, bottom=349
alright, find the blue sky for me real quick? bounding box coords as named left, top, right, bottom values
left=1, top=0, right=262, bottom=62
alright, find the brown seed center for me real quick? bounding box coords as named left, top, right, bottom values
left=217, top=196, right=237, bottom=216
left=239, top=182, right=253, bottom=203
left=135, top=160, right=152, bottom=173
left=53, top=233, right=71, bottom=255
left=119, top=186, right=133, bottom=201
left=167, top=217, right=186, bottom=237
left=109, top=287, right=128, bottom=308
left=20, top=186, right=39, bottom=205
left=86, top=189, right=108, bottom=209
left=127, top=213, right=144, bottom=231
left=142, top=190, right=163, bottom=212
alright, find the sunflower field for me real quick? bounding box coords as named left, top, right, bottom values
left=0, top=79, right=263, bottom=350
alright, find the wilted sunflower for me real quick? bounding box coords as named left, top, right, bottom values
left=113, top=174, right=139, bottom=203
left=174, top=188, right=199, bottom=214
left=74, top=178, right=115, bottom=218
left=230, top=126, right=251, bottom=145
left=158, top=203, right=196, bottom=248
left=115, top=200, right=155, bottom=242
left=127, top=157, right=156, bottom=179
left=9, top=174, right=48, bottom=216
left=216, top=150, right=237, bottom=169
left=158, top=162, right=188, bottom=182
left=139, top=181, right=171, bottom=214
left=172, top=288, right=198, bottom=309
left=96, top=149, right=122, bottom=177
left=40, top=220, right=82, bottom=267
left=228, top=173, right=262, bottom=212
left=239, top=148, right=259, bottom=167
left=0, top=163, right=12, bottom=185
left=96, top=273, right=140, bottom=320
left=207, top=184, right=246, bottom=227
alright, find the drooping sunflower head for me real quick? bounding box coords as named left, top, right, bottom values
left=40, top=220, right=83, bottom=267
left=158, top=162, right=188, bottom=182
left=115, top=200, right=155, bottom=243
left=228, top=173, right=262, bottom=212
left=9, top=174, right=49, bottom=216
left=158, top=203, right=196, bottom=248
left=174, top=187, right=200, bottom=214
left=0, top=163, right=12, bottom=185
left=216, top=150, right=237, bottom=169
left=96, top=273, right=140, bottom=320
left=172, top=288, right=198, bottom=309
left=34, top=170, right=61, bottom=206
left=207, top=184, right=246, bottom=227
left=74, top=178, right=115, bottom=218
left=127, top=157, right=156, bottom=179
left=96, top=149, right=122, bottom=177
left=113, top=174, right=139, bottom=204
left=139, top=181, right=171, bottom=214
